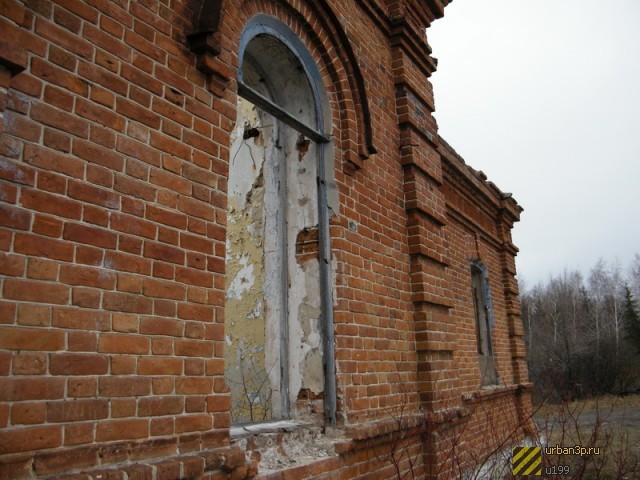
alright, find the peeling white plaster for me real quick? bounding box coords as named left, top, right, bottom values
left=226, top=254, right=255, bottom=300
left=225, top=36, right=333, bottom=424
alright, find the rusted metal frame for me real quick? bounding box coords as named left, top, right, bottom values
left=237, top=82, right=329, bottom=145
left=317, top=141, right=337, bottom=426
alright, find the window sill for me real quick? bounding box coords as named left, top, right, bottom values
left=230, top=420, right=307, bottom=439
left=230, top=421, right=337, bottom=474
left=462, top=383, right=520, bottom=404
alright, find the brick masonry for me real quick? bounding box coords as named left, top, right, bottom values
left=0, top=0, right=533, bottom=479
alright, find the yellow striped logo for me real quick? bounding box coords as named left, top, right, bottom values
left=512, top=446, right=542, bottom=476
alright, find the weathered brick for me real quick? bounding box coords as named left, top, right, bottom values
left=110, top=212, right=157, bottom=239
left=31, top=57, right=88, bottom=97
left=12, top=352, right=47, bottom=375
left=98, top=333, right=150, bottom=355
left=182, top=163, right=217, bottom=188
left=67, top=330, right=98, bottom=352
left=175, top=267, right=213, bottom=288
left=96, top=419, right=149, bottom=442
left=83, top=22, right=132, bottom=60
left=73, top=139, right=125, bottom=171
left=103, top=292, right=153, bottom=314
left=59, top=264, right=116, bottom=289
left=116, top=135, right=161, bottom=166
left=116, top=97, right=160, bottom=129
left=3, top=279, right=69, bottom=304
left=4, top=110, right=42, bottom=142
left=71, top=287, right=102, bottom=308
left=47, top=399, right=108, bottom=423
left=0, top=158, right=36, bottom=186
left=149, top=168, right=190, bottom=195
left=0, top=425, right=62, bottom=455
left=11, top=402, right=47, bottom=425
left=206, top=395, right=231, bottom=413
left=98, top=377, right=151, bottom=397
left=50, top=353, right=109, bottom=375
left=16, top=304, right=50, bottom=327
left=67, top=377, right=98, bottom=398
left=174, top=413, right=212, bottom=433
left=174, top=339, right=213, bottom=358
left=0, top=453, right=33, bottom=479
left=68, top=180, right=120, bottom=209
left=78, top=59, right=127, bottom=96
left=145, top=204, right=187, bottom=230
left=112, top=313, right=139, bottom=332
left=35, top=16, right=93, bottom=59
left=114, top=173, right=157, bottom=201
left=176, top=378, right=212, bottom=395
left=21, top=188, right=82, bottom=220
left=76, top=244, right=105, bottom=265
left=34, top=445, right=99, bottom=475
left=137, top=357, right=182, bottom=376
left=83, top=204, right=109, bottom=228
left=32, top=214, right=64, bottom=237
left=121, top=62, right=163, bottom=96
left=30, top=101, right=89, bottom=138
left=138, top=396, right=183, bottom=417
left=43, top=84, right=74, bottom=111
left=0, top=378, right=65, bottom=402
left=24, top=144, right=85, bottom=179
left=139, top=317, right=184, bottom=337
left=111, top=356, right=137, bottom=375
left=0, top=326, right=64, bottom=351
left=52, top=307, right=110, bottom=331
left=42, top=128, right=72, bottom=153
left=142, top=278, right=185, bottom=300
left=63, top=222, right=117, bottom=249
left=104, top=251, right=152, bottom=275
left=0, top=252, right=25, bottom=276
left=63, top=423, right=95, bottom=446
left=14, top=233, right=74, bottom=261
left=178, top=303, right=213, bottom=322
left=143, top=241, right=185, bottom=265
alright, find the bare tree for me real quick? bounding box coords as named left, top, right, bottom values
left=522, top=256, right=640, bottom=400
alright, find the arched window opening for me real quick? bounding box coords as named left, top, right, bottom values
left=224, top=15, right=336, bottom=426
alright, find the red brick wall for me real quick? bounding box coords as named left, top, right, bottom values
left=1, top=0, right=233, bottom=476
left=0, top=0, right=531, bottom=479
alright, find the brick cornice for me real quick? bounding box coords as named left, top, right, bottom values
left=440, top=136, right=523, bottom=225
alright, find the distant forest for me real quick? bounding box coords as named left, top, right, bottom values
left=520, top=255, right=640, bottom=402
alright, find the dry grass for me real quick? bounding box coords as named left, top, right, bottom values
left=534, top=395, right=640, bottom=479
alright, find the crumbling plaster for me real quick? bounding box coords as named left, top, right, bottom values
left=225, top=47, right=325, bottom=424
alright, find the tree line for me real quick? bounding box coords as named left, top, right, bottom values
left=520, top=255, right=640, bottom=402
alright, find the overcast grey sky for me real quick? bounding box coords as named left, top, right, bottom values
left=428, top=0, right=640, bottom=286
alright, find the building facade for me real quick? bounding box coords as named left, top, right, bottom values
left=0, top=0, right=533, bottom=478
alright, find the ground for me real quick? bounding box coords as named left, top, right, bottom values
left=534, top=395, right=640, bottom=479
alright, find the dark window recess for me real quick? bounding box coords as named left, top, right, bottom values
left=471, top=260, right=498, bottom=386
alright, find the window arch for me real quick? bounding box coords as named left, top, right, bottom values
left=224, top=15, right=337, bottom=425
